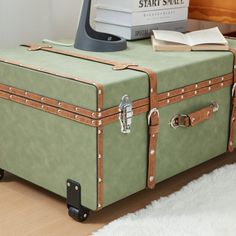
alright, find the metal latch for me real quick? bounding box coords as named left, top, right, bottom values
left=119, top=95, right=133, bottom=134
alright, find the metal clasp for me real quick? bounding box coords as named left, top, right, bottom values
left=119, top=95, right=133, bottom=134
left=148, top=108, right=160, bottom=125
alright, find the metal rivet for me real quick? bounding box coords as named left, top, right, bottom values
left=195, top=84, right=198, bottom=88
left=41, top=97, right=45, bottom=101
left=181, top=95, right=184, bottom=99
left=192, top=118, right=196, bottom=122
left=195, top=91, right=198, bottom=95
left=98, top=178, right=102, bottom=183
left=98, top=203, right=102, bottom=208
left=58, top=109, right=61, bottom=113
left=25, top=99, right=29, bottom=103
left=150, top=149, right=155, bottom=155
left=98, top=120, right=102, bottom=126
left=9, top=87, right=12, bottom=91
left=98, top=90, right=102, bottom=95
left=98, top=108, right=101, bottom=112
left=98, top=113, right=102, bottom=118
left=75, top=115, right=79, bottom=119
left=98, top=130, right=102, bottom=135
left=149, top=176, right=154, bottom=182
left=152, top=134, right=155, bottom=138
left=58, top=102, right=62, bottom=106
left=41, top=105, right=45, bottom=109
left=181, top=89, right=185, bottom=93
left=24, top=91, right=28, bottom=96
left=209, top=80, right=212, bottom=85
left=38, top=68, right=41, bottom=71
left=230, top=141, right=233, bottom=146
left=222, top=77, right=224, bottom=81
left=98, top=154, right=102, bottom=159
left=150, top=88, right=154, bottom=93
left=83, top=213, right=87, bottom=218
left=167, top=92, right=170, bottom=97
left=167, top=99, right=170, bottom=104
left=207, top=111, right=210, bottom=116
left=92, top=120, right=96, bottom=125
left=75, top=107, right=80, bottom=112
left=209, top=87, right=211, bottom=91
left=92, top=113, right=96, bottom=118
left=221, top=83, right=224, bottom=87
left=75, top=186, right=79, bottom=191
left=67, top=182, right=70, bottom=187
left=9, top=95, right=13, bottom=99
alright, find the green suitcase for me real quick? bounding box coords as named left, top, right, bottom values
left=0, top=39, right=235, bottom=222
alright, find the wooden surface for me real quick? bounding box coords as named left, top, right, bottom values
left=0, top=151, right=235, bottom=236
left=189, top=0, right=236, bottom=24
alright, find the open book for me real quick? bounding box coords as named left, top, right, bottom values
left=151, top=27, right=229, bottom=51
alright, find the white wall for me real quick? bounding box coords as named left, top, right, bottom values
left=0, top=0, right=82, bottom=48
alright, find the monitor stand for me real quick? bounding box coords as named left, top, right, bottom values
left=74, top=0, right=127, bottom=52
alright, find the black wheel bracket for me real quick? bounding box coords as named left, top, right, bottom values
left=66, top=179, right=90, bottom=222
left=0, top=169, right=4, bottom=180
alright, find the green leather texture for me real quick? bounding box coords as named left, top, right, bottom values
left=0, top=100, right=97, bottom=210
left=0, top=40, right=234, bottom=110
left=103, top=87, right=231, bottom=207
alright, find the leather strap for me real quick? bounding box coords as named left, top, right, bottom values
left=186, top=105, right=215, bottom=127
left=22, top=44, right=159, bottom=189
left=228, top=48, right=236, bottom=152
left=171, top=103, right=218, bottom=129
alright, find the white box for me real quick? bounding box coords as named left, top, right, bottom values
left=95, top=0, right=189, bottom=12
left=95, top=20, right=187, bottom=40
left=95, top=7, right=188, bottom=26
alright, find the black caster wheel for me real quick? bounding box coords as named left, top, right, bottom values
left=0, top=169, right=4, bottom=180
left=68, top=206, right=90, bottom=222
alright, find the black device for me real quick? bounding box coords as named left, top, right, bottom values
left=74, top=0, right=127, bottom=52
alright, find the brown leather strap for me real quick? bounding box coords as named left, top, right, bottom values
left=187, top=105, right=215, bottom=127
left=22, top=44, right=159, bottom=190
left=228, top=48, right=236, bottom=152
left=172, top=103, right=218, bottom=129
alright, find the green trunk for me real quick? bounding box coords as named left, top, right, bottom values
left=0, top=39, right=235, bottom=210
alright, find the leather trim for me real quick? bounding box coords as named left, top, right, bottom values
left=0, top=90, right=102, bottom=127
left=97, top=84, right=104, bottom=210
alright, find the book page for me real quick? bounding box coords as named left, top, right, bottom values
left=186, top=27, right=228, bottom=46
left=153, top=30, right=188, bottom=45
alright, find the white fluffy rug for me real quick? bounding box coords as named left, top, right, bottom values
left=93, top=164, right=236, bottom=236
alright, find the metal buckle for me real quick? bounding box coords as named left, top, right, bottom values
left=148, top=108, right=160, bottom=125
left=169, top=114, right=188, bottom=129
left=232, top=83, right=236, bottom=97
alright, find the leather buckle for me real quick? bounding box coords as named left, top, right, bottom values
left=148, top=108, right=159, bottom=125
left=232, top=83, right=236, bottom=97
left=169, top=114, right=188, bottom=129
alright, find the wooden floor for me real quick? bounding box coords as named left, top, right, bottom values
left=0, top=151, right=236, bottom=236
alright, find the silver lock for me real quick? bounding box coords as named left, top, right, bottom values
left=119, top=95, right=133, bottom=134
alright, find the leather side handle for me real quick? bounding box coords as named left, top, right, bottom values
left=170, top=102, right=219, bottom=129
